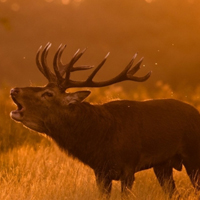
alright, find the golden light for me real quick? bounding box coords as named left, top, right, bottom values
left=62, top=0, right=70, bottom=5
left=11, top=3, right=20, bottom=11
left=145, top=0, right=155, bottom=3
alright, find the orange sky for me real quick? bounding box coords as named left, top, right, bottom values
left=1, top=0, right=200, bottom=94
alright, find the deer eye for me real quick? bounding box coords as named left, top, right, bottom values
left=42, top=91, right=54, bottom=98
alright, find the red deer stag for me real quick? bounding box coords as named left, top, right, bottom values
left=10, top=43, right=200, bottom=199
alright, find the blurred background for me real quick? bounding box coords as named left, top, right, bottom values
left=1, top=0, right=200, bottom=95
left=1, top=1, right=200, bottom=197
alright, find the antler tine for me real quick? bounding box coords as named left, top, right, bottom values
left=72, top=48, right=84, bottom=63
left=64, top=48, right=81, bottom=81
left=113, top=53, right=138, bottom=78
left=71, top=65, right=94, bottom=72
left=55, top=45, right=94, bottom=76
left=53, top=44, right=65, bottom=84
left=54, top=44, right=94, bottom=75
left=36, top=45, right=46, bottom=76
left=54, top=44, right=67, bottom=77
left=40, top=43, right=57, bottom=83
left=64, top=48, right=90, bottom=83
left=86, top=52, right=110, bottom=82
left=127, top=56, right=152, bottom=82
left=128, top=55, right=143, bottom=75
left=128, top=70, right=152, bottom=82
left=70, top=48, right=94, bottom=72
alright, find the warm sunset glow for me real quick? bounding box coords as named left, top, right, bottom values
left=11, top=3, right=20, bottom=11
left=1, top=0, right=200, bottom=96
left=188, top=0, right=195, bottom=3
left=61, top=0, right=83, bottom=4
left=45, top=0, right=54, bottom=2
left=62, top=0, right=70, bottom=5
left=145, top=0, right=196, bottom=3
left=145, top=0, right=155, bottom=3
left=1, top=0, right=200, bottom=199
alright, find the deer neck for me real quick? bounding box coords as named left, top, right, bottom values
left=44, top=102, right=113, bottom=168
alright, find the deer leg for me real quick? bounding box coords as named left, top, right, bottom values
left=153, top=163, right=178, bottom=198
left=121, top=174, right=135, bottom=199
left=95, top=172, right=112, bottom=199
left=184, top=161, right=200, bottom=191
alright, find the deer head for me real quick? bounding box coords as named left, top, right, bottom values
left=10, top=43, right=151, bottom=133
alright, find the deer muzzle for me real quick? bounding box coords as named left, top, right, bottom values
left=10, top=88, right=25, bottom=121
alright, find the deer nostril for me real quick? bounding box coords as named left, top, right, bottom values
left=10, top=88, right=20, bottom=96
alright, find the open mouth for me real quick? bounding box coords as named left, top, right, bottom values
left=10, top=95, right=25, bottom=121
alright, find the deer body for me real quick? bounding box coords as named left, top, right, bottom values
left=10, top=43, right=200, bottom=198
left=51, top=98, right=200, bottom=175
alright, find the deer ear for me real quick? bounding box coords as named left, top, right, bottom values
left=65, top=91, right=91, bottom=104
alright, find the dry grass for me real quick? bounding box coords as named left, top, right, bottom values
left=1, top=84, right=200, bottom=199
left=0, top=144, right=199, bottom=200
left=0, top=145, right=98, bottom=200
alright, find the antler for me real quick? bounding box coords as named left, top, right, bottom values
left=36, top=43, right=152, bottom=91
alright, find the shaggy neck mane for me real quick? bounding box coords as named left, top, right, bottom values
left=45, top=102, right=115, bottom=168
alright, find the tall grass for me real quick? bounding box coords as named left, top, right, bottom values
left=1, top=83, right=200, bottom=199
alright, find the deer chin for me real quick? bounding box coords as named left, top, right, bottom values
left=22, top=119, right=48, bottom=133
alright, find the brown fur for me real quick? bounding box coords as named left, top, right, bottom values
left=10, top=83, right=200, bottom=198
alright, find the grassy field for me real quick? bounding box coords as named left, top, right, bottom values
left=1, top=83, right=200, bottom=199
left=0, top=145, right=199, bottom=200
